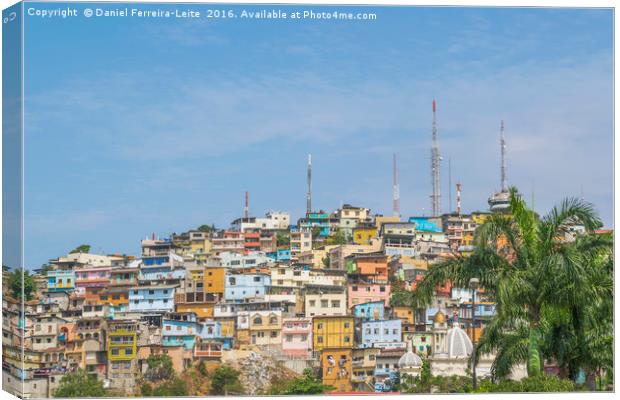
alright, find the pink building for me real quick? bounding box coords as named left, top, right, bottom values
left=348, top=283, right=391, bottom=309
left=74, top=266, right=111, bottom=295
left=281, top=317, right=312, bottom=358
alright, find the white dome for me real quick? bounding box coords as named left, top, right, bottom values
left=398, top=341, right=423, bottom=368
left=445, top=325, right=473, bottom=358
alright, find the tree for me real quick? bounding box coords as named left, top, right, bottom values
left=144, top=354, right=174, bottom=381
left=311, top=226, right=322, bottom=240
left=412, top=188, right=612, bottom=383
left=142, top=377, right=188, bottom=396
left=210, top=365, right=243, bottom=395
left=325, top=229, right=347, bottom=245
left=269, top=368, right=334, bottom=395
left=8, top=268, right=35, bottom=300
left=69, top=244, right=90, bottom=254
left=321, top=256, right=330, bottom=268
left=198, top=224, right=216, bottom=233
left=276, top=232, right=290, bottom=247
left=53, top=369, right=106, bottom=397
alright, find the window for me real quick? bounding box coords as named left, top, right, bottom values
left=344, top=336, right=350, bottom=343
left=321, top=300, right=328, bottom=308
left=270, top=331, right=278, bottom=338
left=317, top=323, right=323, bottom=329
left=317, top=336, right=323, bottom=343
left=379, top=286, right=386, bottom=292
left=331, top=300, right=340, bottom=308
left=148, top=290, right=155, bottom=295
left=344, top=322, right=350, bottom=329
left=111, top=348, right=120, bottom=356
left=253, top=317, right=263, bottom=325
left=269, top=316, right=278, bottom=324
left=253, top=276, right=261, bottom=282
left=309, top=300, right=316, bottom=307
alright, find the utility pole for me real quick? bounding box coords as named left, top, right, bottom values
left=431, top=99, right=442, bottom=216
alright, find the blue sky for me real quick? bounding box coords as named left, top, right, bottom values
left=22, top=4, right=613, bottom=268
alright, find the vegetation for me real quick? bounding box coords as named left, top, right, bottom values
left=399, top=359, right=576, bottom=393
left=144, top=354, right=174, bottom=382
left=69, top=244, right=91, bottom=254
left=276, top=232, right=290, bottom=247
left=197, top=224, right=216, bottom=233
left=8, top=268, right=35, bottom=300
left=53, top=369, right=106, bottom=398
left=141, top=377, right=188, bottom=397
left=311, top=226, right=322, bottom=240
left=325, top=229, right=347, bottom=245
left=411, top=187, right=613, bottom=388
left=210, top=365, right=243, bottom=395
left=476, top=375, right=576, bottom=392
left=269, top=368, right=334, bottom=395
left=321, top=256, right=330, bottom=268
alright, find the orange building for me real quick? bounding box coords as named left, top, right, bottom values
left=320, top=348, right=353, bottom=392
left=175, top=267, right=225, bottom=318
left=204, top=267, right=225, bottom=297
left=347, top=253, right=388, bottom=283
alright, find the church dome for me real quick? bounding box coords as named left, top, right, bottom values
left=445, top=325, right=473, bottom=358
left=398, top=340, right=422, bottom=368
left=434, top=310, right=446, bottom=323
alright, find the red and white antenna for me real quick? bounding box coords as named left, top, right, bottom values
left=244, top=191, right=249, bottom=219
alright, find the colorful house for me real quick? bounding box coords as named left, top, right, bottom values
left=46, top=270, right=75, bottom=292
left=351, top=300, right=385, bottom=321
left=348, top=283, right=391, bottom=309
left=162, top=313, right=198, bottom=350
left=224, top=273, right=271, bottom=302
left=281, top=317, right=312, bottom=358
left=128, top=284, right=176, bottom=313
left=360, top=319, right=402, bottom=349
left=320, top=348, right=353, bottom=392
left=312, top=316, right=354, bottom=352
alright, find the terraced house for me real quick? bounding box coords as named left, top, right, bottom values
left=3, top=201, right=514, bottom=397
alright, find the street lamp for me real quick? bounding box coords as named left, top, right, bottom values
left=469, top=277, right=480, bottom=391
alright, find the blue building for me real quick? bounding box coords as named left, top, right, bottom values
left=408, top=217, right=443, bottom=233
left=224, top=273, right=271, bottom=302
left=298, top=212, right=331, bottom=237
left=162, top=313, right=198, bottom=349
left=352, top=300, right=385, bottom=321
left=266, top=249, right=291, bottom=262
left=138, top=264, right=185, bottom=282
left=361, top=319, right=402, bottom=348
left=198, top=320, right=233, bottom=350
left=46, top=270, right=75, bottom=292
left=128, top=284, right=176, bottom=313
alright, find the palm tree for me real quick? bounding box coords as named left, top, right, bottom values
left=411, top=187, right=612, bottom=384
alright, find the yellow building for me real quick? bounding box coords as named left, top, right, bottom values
left=392, top=306, right=415, bottom=325
left=320, top=348, right=353, bottom=392
left=204, top=267, right=225, bottom=297
left=374, top=215, right=401, bottom=231
left=353, top=225, right=378, bottom=245
left=312, top=316, right=354, bottom=352
left=107, top=321, right=137, bottom=361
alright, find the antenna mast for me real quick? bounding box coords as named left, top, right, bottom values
left=393, top=154, right=400, bottom=218
left=307, top=154, right=312, bottom=214
left=501, top=120, right=507, bottom=192
left=244, top=191, right=249, bottom=219
left=431, top=99, right=442, bottom=216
